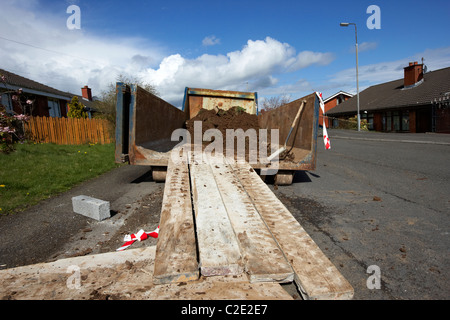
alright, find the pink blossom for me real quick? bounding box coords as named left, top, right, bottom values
left=26, top=100, right=33, bottom=105
left=1, top=75, right=5, bottom=82
left=12, top=95, right=18, bottom=101
left=14, top=114, right=29, bottom=121
left=0, top=126, right=14, bottom=133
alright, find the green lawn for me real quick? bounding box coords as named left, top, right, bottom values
left=0, top=143, right=121, bottom=215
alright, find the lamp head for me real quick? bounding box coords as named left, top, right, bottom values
left=340, top=22, right=350, bottom=27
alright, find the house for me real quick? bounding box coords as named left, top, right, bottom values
left=326, top=62, right=450, bottom=133
left=0, top=68, right=96, bottom=119
left=0, top=68, right=72, bottom=117
left=320, top=91, right=353, bottom=128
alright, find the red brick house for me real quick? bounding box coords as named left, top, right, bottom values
left=327, top=62, right=450, bottom=133
left=320, top=91, right=353, bottom=128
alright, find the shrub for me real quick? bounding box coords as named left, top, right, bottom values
left=67, top=96, right=88, bottom=119
left=0, top=105, right=30, bottom=153
left=337, top=116, right=369, bottom=131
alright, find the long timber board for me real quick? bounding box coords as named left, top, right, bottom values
left=153, top=150, right=199, bottom=284
left=209, top=158, right=294, bottom=283
left=230, top=162, right=354, bottom=300
left=189, top=155, right=243, bottom=277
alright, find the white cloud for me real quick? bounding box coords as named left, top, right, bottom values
left=140, top=37, right=334, bottom=106
left=0, top=3, right=334, bottom=107
left=326, top=46, right=450, bottom=97
left=358, top=41, right=378, bottom=53
left=0, top=1, right=166, bottom=96
left=202, top=35, right=220, bottom=46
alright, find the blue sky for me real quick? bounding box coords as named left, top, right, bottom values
left=1, top=0, right=449, bottom=107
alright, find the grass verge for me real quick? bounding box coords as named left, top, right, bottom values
left=0, top=143, right=121, bottom=215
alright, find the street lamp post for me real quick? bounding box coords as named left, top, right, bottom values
left=340, top=22, right=360, bottom=132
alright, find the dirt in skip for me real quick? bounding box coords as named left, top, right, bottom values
left=186, top=107, right=295, bottom=162
left=186, top=107, right=260, bottom=137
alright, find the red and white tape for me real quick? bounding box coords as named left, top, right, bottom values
left=116, top=226, right=160, bottom=251
left=316, top=92, right=331, bottom=150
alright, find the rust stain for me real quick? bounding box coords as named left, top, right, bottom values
left=133, top=145, right=146, bottom=160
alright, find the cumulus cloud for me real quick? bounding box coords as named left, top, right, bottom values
left=139, top=37, right=335, bottom=106
left=0, top=1, right=165, bottom=96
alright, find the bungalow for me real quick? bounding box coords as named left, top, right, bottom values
left=0, top=68, right=73, bottom=117
left=326, top=62, right=450, bottom=133
left=0, top=69, right=96, bottom=119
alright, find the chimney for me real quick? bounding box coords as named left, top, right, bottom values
left=81, top=85, right=92, bottom=101
left=404, top=61, right=423, bottom=87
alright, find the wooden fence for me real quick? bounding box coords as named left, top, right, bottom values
left=24, top=116, right=114, bottom=145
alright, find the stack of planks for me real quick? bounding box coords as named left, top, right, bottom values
left=153, top=148, right=354, bottom=300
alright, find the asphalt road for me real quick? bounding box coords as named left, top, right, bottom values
left=273, top=128, right=450, bottom=299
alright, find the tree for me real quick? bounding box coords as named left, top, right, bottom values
left=93, top=74, right=158, bottom=127
left=67, top=96, right=87, bottom=118
left=261, top=94, right=291, bottom=111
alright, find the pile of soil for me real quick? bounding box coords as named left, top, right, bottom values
left=186, top=107, right=260, bottom=138
left=186, top=107, right=261, bottom=160
left=186, top=107, right=295, bottom=162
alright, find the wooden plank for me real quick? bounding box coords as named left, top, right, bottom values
left=67, top=118, right=73, bottom=145
left=49, top=117, right=55, bottom=144
left=63, top=117, right=68, bottom=144
left=231, top=162, right=354, bottom=300
left=0, top=246, right=294, bottom=300
left=189, top=154, right=243, bottom=277
left=209, top=157, right=294, bottom=283
left=153, top=149, right=199, bottom=284
left=37, top=117, right=45, bottom=142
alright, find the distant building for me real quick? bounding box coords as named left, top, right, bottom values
left=0, top=68, right=72, bottom=117
left=0, top=69, right=97, bottom=119
left=320, top=91, right=353, bottom=128
left=327, top=62, right=450, bottom=133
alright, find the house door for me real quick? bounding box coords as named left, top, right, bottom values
left=416, top=108, right=431, bottom=133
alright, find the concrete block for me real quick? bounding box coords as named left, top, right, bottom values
left=72, top=195, right=110, bottom=221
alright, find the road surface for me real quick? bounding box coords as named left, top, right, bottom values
left=274, top=128, right=450, bottom=299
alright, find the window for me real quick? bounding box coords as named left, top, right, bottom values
left=386, top=112, right=392, bottom=131
left=393, top=112, right=400, bottom=131
left=367, top=113, right=374, bottom=130
left=48, top=99, right=61, bottom=118
left=1, top=93, right=13, bottom=114
left=402, top=111, right=409, bottom=131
